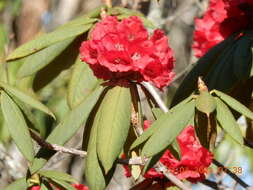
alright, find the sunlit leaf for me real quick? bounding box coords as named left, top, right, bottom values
left=97, top=86, right=131, bottom=173
left=142, top=100, right=195, bottom=157
left=216, top=98, right=243, bottom=144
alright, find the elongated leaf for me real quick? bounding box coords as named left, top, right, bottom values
left=0, top=81, right=55, bottom=119
left=213, top=90, right=253, bottom=120
left=5, top=178, right=27, bottom=190
left=68, top=58, right=99, bottom=108
left=195, top=91, right=216, bottom=115
left=7, top=24, right=92, bottom=60
left=97, top=86, right=131, bottom=173
left=130, top=96, right=193, bottom=150
left=85, top=109, right=106, bottom=190
left=50, top=179, right=76, bottom=190
left=233, top=35, right=252, bottom=80
left=171, top=34, right=236, bottom=106
left=1, top=91, right=34, bottom=161
left=142, top=100, right=195, bottom=157
left=216, top=98, right=243, bottom=144
left=30, top=86, right=103, bottom=173
left=108, top=7, right=155, bottom=28
left=39, top=170, right=77, bottom=183
left=18, top=38, right=74, bottom=77
left=205, top=42, right=238, bottom=91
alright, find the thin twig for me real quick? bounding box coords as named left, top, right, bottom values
left=141, top=82, right=193, bottom=190
left=155, top=162, right=192, bottom=190
left=30, top=129, right=148, bottom=165
left=30, top=130, right=87, bottom=157
left=201, top=179, right=232, bottom=190
left=212, top=159, right=250, bottom=189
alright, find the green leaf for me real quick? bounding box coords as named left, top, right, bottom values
left=215, top=98, right=243, bottom=144
left=85, top=109, right=106, bottom=190
left=1, top=91, right=34, bottom=161
left=30, top=86, right=103, bottom=173
left=18, top=38, right=74, bottom=77
left=142, top=100, right=195, bottom=157
left=5, top=177, right=27, bottom=190
left=213, top=89, right=253, bottom=120
left=195, top=91, right=216, bottom=115
left=233, top=35, right=252, bottom=80
left=7, top=24, right=93, bottom=60
left=171, top=34, right=236, bottom=107
left=68, top=57, right=99, bottom=108
left=97, top=86, right=131, bottom=173
left=151, top=108, right=164, bottom=119
left=0, top=81, right=55, bottom=119
left=50, top=179, right=76, bottom=190
left=130, top=96, right=193, bottom=150
left=39, top=170, right=77, bottom=183
left=205, top=41, right=238, bottom=91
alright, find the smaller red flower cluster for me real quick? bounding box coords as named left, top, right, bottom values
left=124, top=124, right=213, bottom=187
left=30, top=184, right=89, bottom=190
left=193, top=0, right=226, bottom=58
left=193, top=0, right=253, bottom=58
left=144, top=125, right=213, bottom=185
left=80, top=16, right=175, bottom=89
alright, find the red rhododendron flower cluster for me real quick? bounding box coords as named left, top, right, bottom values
left=80, top=16, right=175, bottom=89
left=124, top=124, right=213, bottom=187
left=193, top=0, right=253, bottom=57
left=193, top=0, right=226, bottom=57
left=30, top=184, right=89, bottom=190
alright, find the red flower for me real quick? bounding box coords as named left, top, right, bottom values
left=193, top=0, right=253, bottom=58
left=124, top=122, right=213, bottom=186
left=144, top=125, right=213, bottom=184
left=72, top=184, right=89, bottom=190
left=31, top=186, right=40, bottom=190
left=193, top=0, right=226, bottom=57
left=80, top=16, right=175, bottom=89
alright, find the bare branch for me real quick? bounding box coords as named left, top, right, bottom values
left=30, top=130, right=87, bottom=157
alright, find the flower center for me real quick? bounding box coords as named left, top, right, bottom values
left=131, top=52, right=141, bottom=60
left=115, top=43, right=124, bottom=51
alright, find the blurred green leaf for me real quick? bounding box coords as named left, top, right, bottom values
left=39, top=170, right=77, bottom=183
left=97, top=86, right=131, bottom=173
left=142, top=100, right=195, bottom=157
left=1, top=91, right=34, bottom=161
left=4, top=177, right=27, bottom=190
left=213, top=89, right=253, bottom=120
left=216, top=98, right=243, bottom=144
left=196, top=91, right=216, bottom=115
left=7, top=24, right=93, bottom=60
left=68, top=57, right=99, bottom=109
left=109, top=7, right=155, bottom=28
left=30, top=86, right=104, bottom=173
left=18, top=38, right=74, bottom=78
left=0, top=81, right=55, bottom=119
left=0, top=24, right=8, bottom=61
